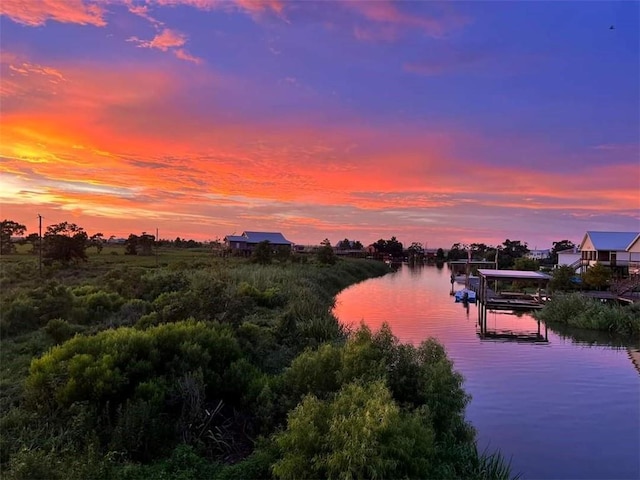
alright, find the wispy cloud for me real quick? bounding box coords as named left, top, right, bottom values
left=152, top=0, right=286, bottom=19
left=404, top=50, right=486, bottom=76
left=346, top=0, right=470, bottom=41
left=0, top=0, right=106, bottom=26
left=128, top=28, right=202, bottom=63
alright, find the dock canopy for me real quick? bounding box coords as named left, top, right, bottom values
left=476, top=269, right=552, bottom=310
left=477, top=269, right=552, bottom=281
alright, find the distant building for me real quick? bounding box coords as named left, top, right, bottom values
left=224, top=231, right=293, bottom=256
left=527, top=249, right=551, bottom=261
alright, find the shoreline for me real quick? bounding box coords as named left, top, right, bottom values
left=628, top=348, right=640, bottom=375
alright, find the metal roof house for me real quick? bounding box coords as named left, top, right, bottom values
left=579, top=231, right=640, bottom=274
left=224, top=231, right=293, bottom=255
left=556, top=246, right=581, bottom=269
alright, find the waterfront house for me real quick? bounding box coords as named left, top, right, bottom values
left=578, top=231, right=640, bottom=275
left=556, top=246, right=581, bottom=269
left=224, top=231, right=293, bottom=256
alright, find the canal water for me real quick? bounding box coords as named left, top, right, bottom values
left=333, top=264, right=640, bottom=480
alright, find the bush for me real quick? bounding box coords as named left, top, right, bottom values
left=272, top=380, right=436, bottom=479
left=26, top=321, right=242, bottom=413
left=535, top=293, right=640, bottom=336
left=44, top=318, right=82, bottom=344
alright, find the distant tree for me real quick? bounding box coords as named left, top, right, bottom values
left=436, top=248, right=445, bottom=261
left=497, top=239, right=529, bottom=269
left=124, top=234, right=139, bottom=255
left=0, top=219, right=26, bottom=255
left=386, top=236, right=403, bottom=257
left=514, top=257, right=539, bottom=271
left=24, top=233, right=40, bottom=254
left=373, top=238, right=405, bottom=257
left=337, top=238, right=352, bottom=250
left=372, top=239, right=387, bottom=253
left=551, top=240, right=576, bottom=264
left=469, top=243, right=490, bottom=260
left=549, top=265, right=577, bottom=292
left=583, top=264, right=611, bottom=291
left=407, top=242, right=424, bottom=262
left=89, top=232, right=105, bottom=253
left=139, top=232, right=155, bottom=256
left=407, top=242, right=424, bottom=254
left=252, top=240, right=272, bottom=265
left=317, top=238, right=336, bottom=265
left=446, top=243, right=466, bottom=261
left=336, top=238, right=363, bottom=250
left=43, top=222, right=88, bottom=264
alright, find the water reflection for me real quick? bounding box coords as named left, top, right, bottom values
left=333, top=264, right=640, bottom=480
left=544, top=321, right=638, bottom=348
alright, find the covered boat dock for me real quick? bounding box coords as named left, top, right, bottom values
left=477, top=269, right=552, bottom=310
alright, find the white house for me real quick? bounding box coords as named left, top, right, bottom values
left=578, top=231, right=640, bottom=274
left=527, top=249, right=551, bottom=261
left=556, top=246, right=581, bottom=269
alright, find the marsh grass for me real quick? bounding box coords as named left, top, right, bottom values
left=0, top=252, right=515, bottom=479
left=535, top=293, right=640, bottom=337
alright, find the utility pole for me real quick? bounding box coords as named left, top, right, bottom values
left=155, top=227, right=159, bottom=268
left=38, top=214, right=42, bottom=276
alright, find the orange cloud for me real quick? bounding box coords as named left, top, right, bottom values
left=2, top=51, right=637, bottom=247
left=0, top=0, right=106, bottom=26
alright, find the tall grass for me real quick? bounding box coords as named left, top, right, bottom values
left=535, top=293, right=640, bottom=337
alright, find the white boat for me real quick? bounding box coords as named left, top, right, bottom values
left=454, top=289, right=476, bottom=303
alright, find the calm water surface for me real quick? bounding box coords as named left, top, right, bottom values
left=333, top=264, right=640, bottom=480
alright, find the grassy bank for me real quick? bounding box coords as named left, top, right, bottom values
left=1, top=251, right=515, bottom=479
left=535, top=293, right=640, bottom=337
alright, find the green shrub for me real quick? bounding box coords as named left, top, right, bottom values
left=535, top=293, right=640, bottom=336
left=26, top=320, right=242, bottom=412
left=140, top=271, right=189, bottom=301
left=116, top=299, right=152, bottom=326
left=1, top=297, right=39, bottom=335
left=272, top=380, right=436, bottom=480
left=44, top=318, right=82, bottom=344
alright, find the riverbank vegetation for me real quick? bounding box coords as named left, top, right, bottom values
left=1, top=248, right=515, bottom=479
left=535, top=293, right=640, bottom=337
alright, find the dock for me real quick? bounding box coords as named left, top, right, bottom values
left=476, top=269, right=552, bottom=310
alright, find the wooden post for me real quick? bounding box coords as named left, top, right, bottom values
left=38, top=214, right=42, bottom=276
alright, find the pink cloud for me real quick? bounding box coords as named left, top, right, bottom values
left=174, top=48, right=203, bottom=64
left=346, top=0, right=470, bottom=40
left=126, top=1, right=164, bottom=27
left=152, top=0, right=285, bottom=17
left=0, top=0, right=106, bottom=26
left=128, top=29, right=202, bottom=63
left=130, top=28, right=187, bottom=51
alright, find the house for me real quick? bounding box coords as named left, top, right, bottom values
left=224, top=231, right=293, bottom=256
left=526, top=249, right=551, bottom=261
left=556, top=246, right=581, bottom=270
left=578, top=231, right=640, bottom=275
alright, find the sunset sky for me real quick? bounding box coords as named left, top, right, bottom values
left=1, top=0, right=639, bottom=248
